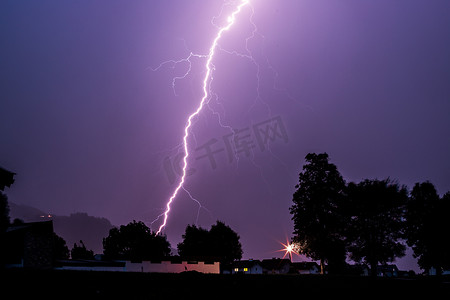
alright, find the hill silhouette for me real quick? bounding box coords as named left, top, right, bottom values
left=9, top=203, right=113, bottom=254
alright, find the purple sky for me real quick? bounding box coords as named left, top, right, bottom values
left=1, top=0, right=450, bottom=271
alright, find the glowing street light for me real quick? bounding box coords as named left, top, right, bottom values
left=279, top=240, right=300, bottom=262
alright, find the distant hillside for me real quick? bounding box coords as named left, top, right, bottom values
left=52, top=213, right=113, bottom=255
left=9, top=202, right=48, bottom=222
left=9, top=203, right=113, bottom=255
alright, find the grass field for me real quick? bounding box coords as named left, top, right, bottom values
left=3, top=269, right=449, bottom=298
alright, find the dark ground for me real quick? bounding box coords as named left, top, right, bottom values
left=2, top=269, right=449, bottom=299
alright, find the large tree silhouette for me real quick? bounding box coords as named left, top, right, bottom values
left=290, top=153, right=347, bottom=274
left=0, top=192, right=10, bottom=267
left=439, top=193, right=450, bottom=271
left=405, top=182, right=450, bottom=274
left=0, top=192, right=9, bottom=234
left=209, top=221, right=243, bottom=264
left=177, top=224, right=210, bottom=259
left=177, top=221, right=242, bottom=264
left=53, top=232, right=70, bottom=260
left=103, top=220, right=170, bottom=261
left=346, top=179, right=407, bottom=276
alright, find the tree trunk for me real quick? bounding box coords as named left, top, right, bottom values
left=320, top=258, right=325, bottom=274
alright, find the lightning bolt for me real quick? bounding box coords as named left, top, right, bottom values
left=155, top=0, right=250, bottom=235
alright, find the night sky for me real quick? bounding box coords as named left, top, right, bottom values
left=1, top=0, right=450, bottom=271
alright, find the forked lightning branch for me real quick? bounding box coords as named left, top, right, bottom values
left=154, top=0, right=251, bottom=235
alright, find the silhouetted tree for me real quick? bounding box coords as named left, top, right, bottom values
left=0, top=192, right=10, bottom=268
left=53, top=232, right=70, bottom=260
left=209, top=221, right=243, bottom=264
left=439, top=193, right=450, bottom=271
left=177, top=224, right=210, bottom=259
left=0, top=167, right=15, bottom=191
left=0, top=167, right=14, bottom=233
left=102, top=220, right=170, bottom=261
left=177, top=221, right=242, bottom=264
left=290, top=153, right=347, bottom=274
left=71, top=240, right=94, bottom=260
left=405, top=182, right=450, bottom=274
left=346, top=179, right=407, bottom=276
left=0, top=191, right=10, bottom=233
left=11, top=218, right=24, bottom=225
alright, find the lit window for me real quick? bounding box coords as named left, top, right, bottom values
left=244, top=268, right=248, bottom=272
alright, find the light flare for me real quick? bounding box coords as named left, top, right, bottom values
left=278, top=240, right=300, bottom=262
left=156, top=0, right=250, bottom=235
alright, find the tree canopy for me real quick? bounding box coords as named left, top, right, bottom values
left=0, top=191, right=10, bottom=234
left=405, top=182, right=450, bottom=273
left=103, top=220, right=170, bottom=261
left=346, top=178, right=407, bottom=276
left=177, top=221, right=242, bottom=264
left=290, top=153, right=347, bottom=273
left=53, top=232, right=70, bottom=260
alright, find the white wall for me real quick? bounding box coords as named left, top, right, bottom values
left=125, top=261, right=220, bottom=274
left=55, top=260, right=219, bottom=274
